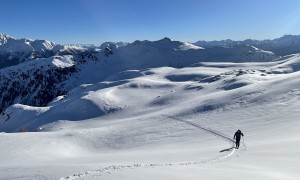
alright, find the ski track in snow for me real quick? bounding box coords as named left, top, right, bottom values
left=60, top=115, right=244, bottom=180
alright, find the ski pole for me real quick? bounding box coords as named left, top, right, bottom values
left=242, top=136, right=246, bottom=147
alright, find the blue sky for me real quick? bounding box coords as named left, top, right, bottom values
left=1, top=0, right=300, bottom=44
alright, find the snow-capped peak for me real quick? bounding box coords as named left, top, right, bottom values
left=0, top=34, right=13, bottom=45
left=0, top=34, right=87, bottom=69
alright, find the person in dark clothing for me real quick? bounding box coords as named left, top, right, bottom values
left=233, top=130, right=244, bottom=149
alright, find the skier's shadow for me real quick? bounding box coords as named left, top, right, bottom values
left=219, top=147, right=235, bottom=153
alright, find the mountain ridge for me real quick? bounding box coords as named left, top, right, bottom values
left=193, top=34, right=300, bottom=56
left=3, top=33, right=300, bottom=70
left=0, top=34, right=88, bottom=69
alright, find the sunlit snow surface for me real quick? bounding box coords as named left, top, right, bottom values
left=1, top=54, right=300, bottom=179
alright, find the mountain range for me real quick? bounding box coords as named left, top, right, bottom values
left=0, top=34, right=90, bottom=69
left=1, top=34, right=300, bottom=70
left=194, top=34, right=300, bottom=56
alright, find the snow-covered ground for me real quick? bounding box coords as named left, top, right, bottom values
left=1, top=52, right=300, bottom=179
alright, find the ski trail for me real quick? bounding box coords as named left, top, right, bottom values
left=163, top=115, right=235, bottom=144
left=162, top=115, right=238, bottom=161
left=60, top=115, right=238, bottom=180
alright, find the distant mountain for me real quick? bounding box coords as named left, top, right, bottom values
left=0, top=36, right=278, bottom=113
left=194, top=35, right=300, bottom=56
left=0, top=34, right=281, bottom=70
left=0, top=34, right=90, bottom=69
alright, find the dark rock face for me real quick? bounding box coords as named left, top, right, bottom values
left=0, top=50, right=101, bottom=113
left=0, top=63, right=77, bottom=112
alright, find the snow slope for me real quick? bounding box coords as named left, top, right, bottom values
left=1, top=53, right=300, bottom=179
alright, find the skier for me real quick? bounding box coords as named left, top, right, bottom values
left=233, top=130, right=244, bottom=149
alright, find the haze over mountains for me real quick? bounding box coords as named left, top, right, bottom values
left=0, top=34, right=300, bottom=179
